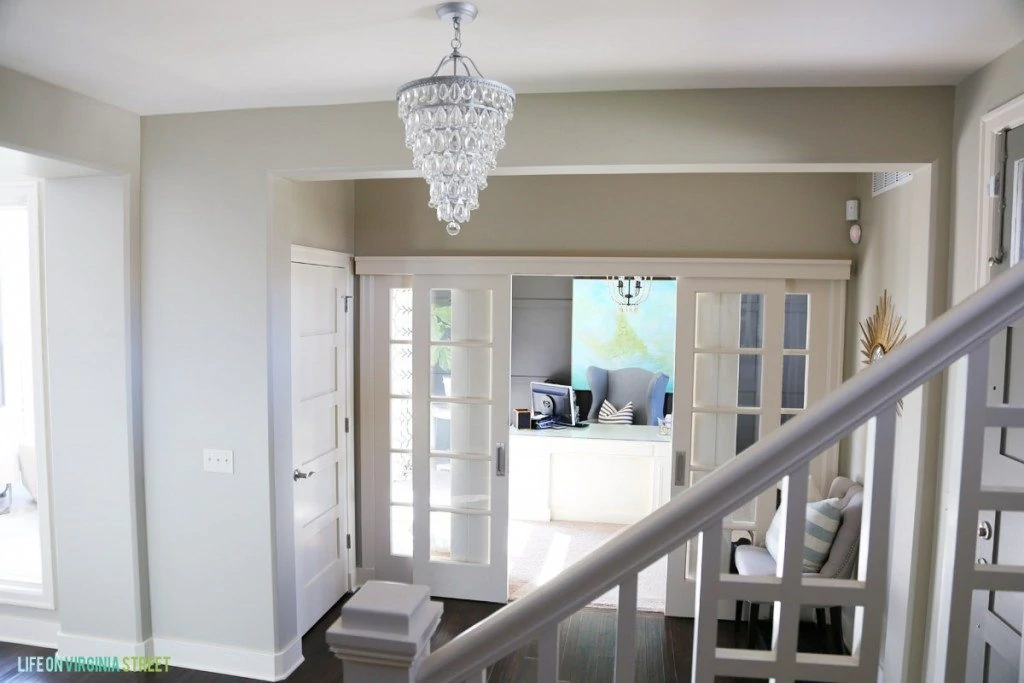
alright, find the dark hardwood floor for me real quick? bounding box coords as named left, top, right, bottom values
left=0, top=597, right=831, bottom=682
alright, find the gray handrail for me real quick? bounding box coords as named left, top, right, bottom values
left=417, top=263, right=1024, bottom=683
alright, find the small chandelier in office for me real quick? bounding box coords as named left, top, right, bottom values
left=608, top=276, right=653, bottom=310
left=396, top=2, right=515, bottom=237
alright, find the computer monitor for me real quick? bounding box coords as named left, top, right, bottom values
left=530, top=381, right=578, bottom=426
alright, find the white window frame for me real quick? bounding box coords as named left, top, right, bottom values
left=0, top=181, right=56, bottom=608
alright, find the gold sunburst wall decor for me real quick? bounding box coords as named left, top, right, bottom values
left=859, top=289, right=908, bottom=413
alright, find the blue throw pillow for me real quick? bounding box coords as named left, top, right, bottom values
left=765, top=497, right=844, bottom=573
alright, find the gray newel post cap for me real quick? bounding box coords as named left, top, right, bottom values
left=327, top=581, right=443, bottom=662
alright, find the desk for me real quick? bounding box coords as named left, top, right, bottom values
left=509, top=424, right=672, bottom=525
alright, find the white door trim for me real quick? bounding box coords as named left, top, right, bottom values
left=355, top=256, right=851, bottom=281
left=291, top=245, right=352, bottom=268
left=976, top=91, right=1024, bottom=291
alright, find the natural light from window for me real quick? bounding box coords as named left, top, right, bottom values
left=0, top=199, right=42, bottom=586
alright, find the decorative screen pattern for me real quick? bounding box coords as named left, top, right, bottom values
left=390, top=287, right=414, bottom=557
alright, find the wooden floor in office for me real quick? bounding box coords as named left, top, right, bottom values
left=0, top=595, right=835, bottom=682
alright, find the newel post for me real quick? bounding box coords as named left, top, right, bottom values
left=326, top=581, right=443, bottom=683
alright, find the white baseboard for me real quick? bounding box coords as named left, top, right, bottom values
left=550, top=508, right=644, bottom=525
left=56, top=631, right=152, bottom=658
left=151, top=635, right=303, bottom=681
left=355, top=567, right=376, bottom=586
left=0, top=612, right=58, bottom=649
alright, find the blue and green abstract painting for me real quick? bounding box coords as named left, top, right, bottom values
left=571, top=279, right=676, bottom=392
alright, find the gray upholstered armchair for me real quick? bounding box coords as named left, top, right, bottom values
left=585, top=366, right=669, bottom=426
left=734, top=476, right=863, bottom=654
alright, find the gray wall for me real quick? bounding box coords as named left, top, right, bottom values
left=0, top=66, right=145, bottom=653
left=511, top=276, right=573, bottom=411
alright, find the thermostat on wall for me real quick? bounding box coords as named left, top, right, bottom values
left=845, top=199, right=860, bottom=221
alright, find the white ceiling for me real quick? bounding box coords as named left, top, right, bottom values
left=1, top=0, right=1022, bottom=116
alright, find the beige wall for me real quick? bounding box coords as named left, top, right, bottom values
left=355, top=173, right=857, bottom=258
left=290, top=179, right=355, bottom=253
left=841, top=171, right=940, bottom=681
left=842, top=176, right=918, bottom=478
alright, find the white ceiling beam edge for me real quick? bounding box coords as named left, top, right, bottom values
left=280, top=162, right=926, bottom=182
left=353, top=256, right=851, bottom=280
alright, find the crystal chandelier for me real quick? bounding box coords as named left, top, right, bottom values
left=608, top=276, right=653, bottom=310
left=396, top=2, right=515, bottom=237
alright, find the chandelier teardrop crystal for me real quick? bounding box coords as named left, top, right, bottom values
left=397, top=2, right=515, bottom=237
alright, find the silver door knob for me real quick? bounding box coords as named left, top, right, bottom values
left=293, top=469, right=315, bottom=481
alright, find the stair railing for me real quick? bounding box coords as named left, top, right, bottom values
left=328, top=262, right=1024, bottom=683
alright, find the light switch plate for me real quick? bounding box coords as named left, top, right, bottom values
left=203, top=448, right=234, bottom=474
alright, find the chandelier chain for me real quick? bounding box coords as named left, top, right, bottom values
left=451, top=16, right=462, bottom=52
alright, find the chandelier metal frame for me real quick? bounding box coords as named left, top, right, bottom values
left=608, top=276, right=654, bottom=310
left=396, top=2, right=515, bottom=237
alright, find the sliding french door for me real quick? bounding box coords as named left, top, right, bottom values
left=664, top=277, right=841, bottom=617
left=411, top=275, right=511, bottom=602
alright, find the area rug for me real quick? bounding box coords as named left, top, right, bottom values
left=508, top=519, right=667, bottom=612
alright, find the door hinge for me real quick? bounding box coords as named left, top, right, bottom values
left=342, top=294, right=353, bottom=313
left=346, top=534, right=352, bottom=550
left=344, top=417, right=350, bottom=433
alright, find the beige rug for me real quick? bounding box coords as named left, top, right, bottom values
left=508, top=519, right=667, bottom=612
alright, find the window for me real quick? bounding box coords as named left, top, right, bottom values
left=389, top=287, right=414, bottom=557
left=0, top=186, right=44, bottom=589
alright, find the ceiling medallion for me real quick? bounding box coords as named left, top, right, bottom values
left=396, top=2, right=516, bottom=237
left=859, top=289, right=908, bottom=414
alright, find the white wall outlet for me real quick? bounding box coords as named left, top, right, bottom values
left=203, top=448, right=234, bottom=474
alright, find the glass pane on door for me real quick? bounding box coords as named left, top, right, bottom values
left=695, top=292, right=763, bottom=349
left=427, top=286, right=496, bottom=567
left=413, top=275, right=510, bottom=602
left=389, top=287, right=414, bottom=557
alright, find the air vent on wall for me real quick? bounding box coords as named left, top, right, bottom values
left=872, top=171, right=913, bottom=197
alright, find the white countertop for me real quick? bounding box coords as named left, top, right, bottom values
left=509, top=422, right=672, bottom=443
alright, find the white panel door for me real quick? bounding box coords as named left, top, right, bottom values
left=665, top=278, right=786, bottom=618
left=412, top=275, right=511, bottom=603
left=292, top=259, right=352, bottom=635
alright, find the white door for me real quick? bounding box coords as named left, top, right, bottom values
left=291, top=257, right=353, bottom=635
left=411, top=275, right=511, bottom=603
left=665, top=278, right=787, bottom=617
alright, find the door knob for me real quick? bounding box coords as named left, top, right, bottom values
left=293, top=469, right=315, bottom=481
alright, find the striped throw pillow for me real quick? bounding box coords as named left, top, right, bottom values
left=597, top=399, right=633, bottom=425
left=764, top=497, right=844, bottom=573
